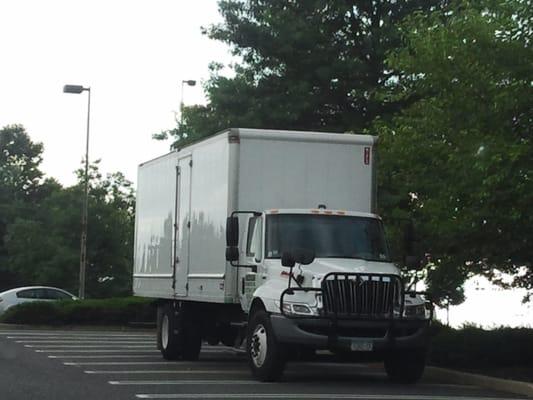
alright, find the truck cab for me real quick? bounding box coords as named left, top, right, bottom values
left=227, top=208, right=432, bottom=382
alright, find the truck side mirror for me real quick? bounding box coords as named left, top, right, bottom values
left=281, top=248, right=315, bottom=267
left=226, top=216, right=239, bottom=247
left=225, top=246, right=239, bottom=262
left=294, top=248, right=315, bottom=265
left=281, top=252, right=295, bottom=268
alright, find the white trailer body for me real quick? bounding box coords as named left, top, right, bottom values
left=133, top=129, right=376, bottom=303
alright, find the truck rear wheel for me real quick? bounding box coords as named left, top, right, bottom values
left=157, top=303, right=202, bottom=361
left=246, top=310, right=287, bottom=382
left=384, top=349, right=426, bottom=383
left=158, top=304, right=181, bottom=360
left=181, top=318, right=201, bottom=361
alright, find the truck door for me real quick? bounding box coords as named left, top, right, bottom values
left=239, top=215, right=263, bottom=312
left=174, top=155, right=192, bottom=296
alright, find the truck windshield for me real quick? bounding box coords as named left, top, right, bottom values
left=265, top=214, right=390, bottom=262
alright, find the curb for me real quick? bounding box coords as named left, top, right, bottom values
left=426, top=366, right=533, bottom=398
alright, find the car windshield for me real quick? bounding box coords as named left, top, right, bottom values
left=265, top=214, right=390, bottom=262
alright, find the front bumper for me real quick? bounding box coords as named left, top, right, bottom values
left=270, top=314, right=430, bottom=351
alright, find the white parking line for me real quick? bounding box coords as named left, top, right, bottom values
left=1, top=332, right=152, bottom=337
left=49, top=355, right=161, bottom=359
left=9, top=336, right=153, bottom=340
left=64, top=361, right=179, bottom=366
left=36, top=349, right=159, bottom=353
left=134, top=395, right=527, bottom=400
left=110, top=380, right=264, bottom=385
left=85, top=370, right=246, bottom=374
left=18, top=340, right=154, bottom=344
left=25, top=344, right=153, bottom=348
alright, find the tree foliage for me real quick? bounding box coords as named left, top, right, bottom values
left=0, top=126, right=135, bottom=298
left=374, top=0, right=533, bottom=300
left=157, top=0, right=448, bottom=147
left=155, top=0, right=532, bottom=304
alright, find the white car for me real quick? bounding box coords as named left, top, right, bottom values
left=0, top=286, right=77, bottom=315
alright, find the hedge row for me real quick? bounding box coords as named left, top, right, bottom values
left=0, top=297, right=155, bottom=326
left=429, top=323, right=533, bottom=368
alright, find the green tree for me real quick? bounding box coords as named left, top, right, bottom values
left=373, top=0, right=533, bottom=301
left=5, top=161, right=136, bottom=297
left=156, top=0, right=449, bottom=147
left=0, top=124, right=43, bottom=199
left=0, top=125, right=45, bottom=290
left=80, top=165, right=135, bottom=297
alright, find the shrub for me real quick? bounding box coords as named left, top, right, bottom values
left=430, top=323, right=533, bottom=368
left=0, top=297, right=155, bottom=326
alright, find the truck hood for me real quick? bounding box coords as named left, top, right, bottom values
left=297, top=258, right=399, bottom=277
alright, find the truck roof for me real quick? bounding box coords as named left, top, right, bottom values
left=264, top=208, right=380, bottom=220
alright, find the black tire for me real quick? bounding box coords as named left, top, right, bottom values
left=157, top=304, right=181, bottom=360
left=384, top=348, right=426, bottom=384
left=246, top=310, right=287, bottom=382
left=157, top=303, right=202, bottom=361
left=181, top=318, right=202, bottom=361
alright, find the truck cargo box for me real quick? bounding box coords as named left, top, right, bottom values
left=133, top=128, right=376, bottom=303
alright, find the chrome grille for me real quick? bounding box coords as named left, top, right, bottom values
left=321, top=274, right=402, bottom=317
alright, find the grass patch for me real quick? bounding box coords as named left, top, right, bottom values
left=0, top=297, right=155, bottom=326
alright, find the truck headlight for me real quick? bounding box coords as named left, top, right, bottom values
left=275, top=301, right=316, bottom=316
left=404, top=303, right=431, bottom=319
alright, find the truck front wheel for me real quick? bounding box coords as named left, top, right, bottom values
left=384, top=349, right=426, bottom=383
left=246, top=310, right=287, bottom=382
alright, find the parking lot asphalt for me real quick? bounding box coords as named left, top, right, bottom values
left=0, top=328, right=529, bottom=400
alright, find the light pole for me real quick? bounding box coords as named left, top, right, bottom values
left=180, top=80, right=196, bottom=125
left=63, top=84, right=91, bottom=300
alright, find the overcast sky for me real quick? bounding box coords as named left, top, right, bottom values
left=0, top=0, right=232, bottom=187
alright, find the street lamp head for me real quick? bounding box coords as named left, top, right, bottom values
left=63, top=84, right=88, bottom=94
left=183, top=80, right=196, bottom=86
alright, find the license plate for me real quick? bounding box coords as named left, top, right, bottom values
left=350, top=340, right=373, bottom=352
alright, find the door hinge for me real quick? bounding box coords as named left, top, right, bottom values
left=187, top=221, right=191, bottom=228
left=176, top=166, right=181, bottom=175
left=185, top=283, right=189, bottom=291
left=189, top=159, right=193, bottom=167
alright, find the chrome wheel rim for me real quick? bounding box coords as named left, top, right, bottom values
left=251, top=323, right=267, bottom=368
left=162, top=315, right=169, bottom=349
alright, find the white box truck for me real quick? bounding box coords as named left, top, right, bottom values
left=133, top=128, right=432, bottom=382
